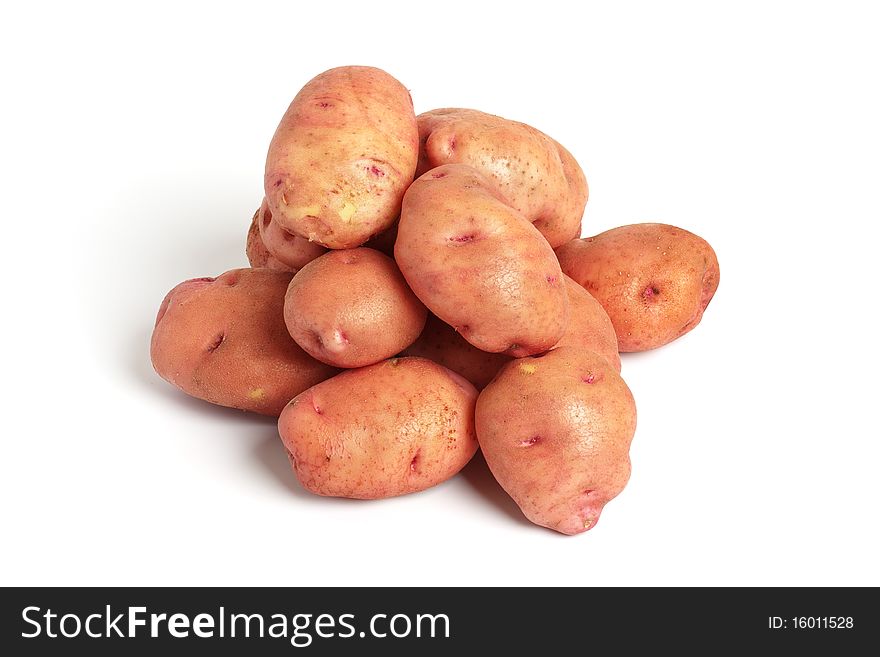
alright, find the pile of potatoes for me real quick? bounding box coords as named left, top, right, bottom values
left=151, top=66, right=719, bottom=535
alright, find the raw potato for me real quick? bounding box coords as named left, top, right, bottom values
left=246, top=207, right=293, bottom=272
left=417, top=108, right=588, bottom=247
left=278, top=357, right=479, bottom=499
left=264, top=66, right=419, bottom=249
left=556, top=223, right=720, bottom=351
left=151, top=269, right=338, bottom=416
left=256, top=198, right=327, bottom=270
left=395, top=163, right=569, bottom=357
left=555, top=275, right=621, bottom=372
left=152, top=64, right=728, bottom=536
left=284, top=247, right=427, bottom=368
left=476, top=347, right=637, bottom=535
left=402, top=314, right=511, bottom=390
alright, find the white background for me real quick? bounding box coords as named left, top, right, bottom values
left=2, top=1, right=878, bottom=586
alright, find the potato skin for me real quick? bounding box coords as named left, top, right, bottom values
left=246, top=207, right=294, bottom=271
left=264, top=66, right=418, bottom=249
left=278, top=357, right=479, bottom=499
left=402, top=314, right=511, bottom=390
left=476, top=347, right=636, bottom=535
left=395, top=163, right=569, bottom=357
left=256, top=197, right=327, bottom=270
left=556, top=223, right=720, bottom=352
left=284, top=248, right=426, bottom=368
left=555, top=275, right=621, bottom=372
left=416, top=108, right=588, bottom=248
left=151, top=268, right=338, bottom=415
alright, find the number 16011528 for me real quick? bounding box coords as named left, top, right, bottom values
left=769, top=617, right=854, bottom=630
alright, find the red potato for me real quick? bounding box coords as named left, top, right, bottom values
left=278, top=357, right=479, bottom=499
left=151, top=269, right=338, bottom=416
left=416, top=108, right=588, bottom=247
left=476, top=347, right=637, bottom=535
left=246, top=207, right=294, bottom=272
left=256, top=198, right=327, bottom=270
left=283, top=248, right=426, bottom=368
left=265, top=66, right=418, bottom=249
left=556, top=223, right=720, bottom=352
left=555, top=275, right=621, bottom=372
left=395, top=164, right=569, bottom=357
left=402, top=314, right=511, bottom=390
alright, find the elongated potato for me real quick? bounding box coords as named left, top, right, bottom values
left=476, top=347, right=637, bottom=535
left=278, top=357, right=478, bottom=499
left=416, top=108, right=588, bottom=247
left=151, top=269, right=338, bottom=415
left=284, top=248, right=426, bottom=368
left=256, top=198, right=327, bottom=270
left=555, top=275, right=621, bottom=371
left=402, top=314, right=511, bottom=389
left=395, top=164, right=569, bottom=356
left=556, top=223, right=720, bottom=351
left=265, top=66, right=418, bottom=249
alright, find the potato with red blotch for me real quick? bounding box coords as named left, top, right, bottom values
left=246, top=207, right=295, bottom=271
left=265, top=66, right=418, bottom=249
left=476, top=347, right=636, bottom=535
left=556, top=223, right=720, bottom=352
left=151, top=269, right=338, bottom=416
left=416, top=108, right=588, bottom=247
left=402, top=314, right=511, bottom=390
left=395, top=164, right=569, bottom=357
left=279, top=357, right=478, bottom=499
left=284, top=247, right=426, bottom=368
left=256, top=198, right=327, bottom=270
left=554, top=275, right=621, bottom=372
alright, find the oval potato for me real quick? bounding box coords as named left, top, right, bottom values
left=476, top=347, right=637, bottom=535
left=417, top=108, right=588, bottom=247
left=151, top=268, right=338, bottom=415
left=395, top=164, right=569, bottom=357
left=278, top=357, right=479, bottom=499
left=265, top=66, right=418, bottom=249
left=556, top=223, right=720, bottom=351
left=284, top=248, right=426, bottom=368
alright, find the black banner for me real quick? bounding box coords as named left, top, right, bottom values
left=0, top=587, right=873, bottom=653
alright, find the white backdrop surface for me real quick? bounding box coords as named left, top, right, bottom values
left=1, top=1, right=878, bottom=586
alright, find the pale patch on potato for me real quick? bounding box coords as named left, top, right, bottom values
left=338, top=201, right=357, bottom=223
left=248, top=388, right=266, bottom=400
left=292, top=204, right=322, bottom=217
left=519, top=363, right=537, bottom=374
